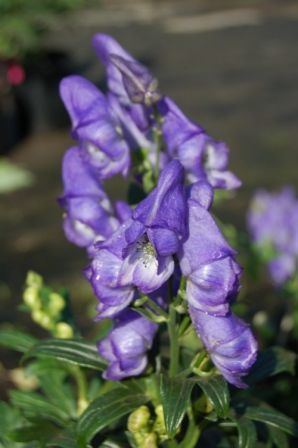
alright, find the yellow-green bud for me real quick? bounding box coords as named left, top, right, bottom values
left=143, top=432, right=158, bottom=448
left=128, top=405, right=151, bottom=433
left=26, top=271, right=43, bottom=288
left=153, top=404, right=166, bottom=437
left=32, top=310, right=52, bottom=330
left=23, top=286, right=40, bottom=310
left=54, top=322, right=74, bottom=339
left=48, top=292, right=65, bottom=316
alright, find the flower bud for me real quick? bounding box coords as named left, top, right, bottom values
left=127, top=405, right=151, bottom=433
left=32, top=310, right=52, bottom=330
left=48, top=292, right=65, bottom=316
left=26, top=271, right=43, bottom=288
left=23, top=286, right=40, bottom=310
left=153, top=405, right=166, bottom=438
left=54, top=322, right=74, bottom=339
left=143, top=433, right=158, bottom=448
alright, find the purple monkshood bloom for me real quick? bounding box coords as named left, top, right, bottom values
left=248, top=187, right=298, bottom=285
left=60, top=75, right=130, bottom=179
left=85, top=160, right=186, bottom=319
left=160, top=97, right=241, bottom=190
left=59, top=147, right=118, bottom=248
left=98, top=309, right=158, bottom=380
left=179, top=182, right=241, bottom=316
left=189, top=307, right=258, bottom=388
left=92, top=33, right=161, bottom=108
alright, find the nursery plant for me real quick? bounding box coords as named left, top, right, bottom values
left=0, top=34, right=297, bottom=448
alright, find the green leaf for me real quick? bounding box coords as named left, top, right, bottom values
left=46, top=425, right=85, bottom=448
left=0, top=159, right=34, bottom=193
left=246, top=347, right=296, bottom=385
left=244, top=406, right=298, bottom=437
left=236, top=417, right=257, bottom=448
left=0, top=328, right=37, bottom=352
left=76, top=386, right=148, bottom=447
left=196, top=376, right=230, bottom=418
left=269, top=426, right=289, bottom=448
left=8, top=421, right=59, bottom=443
left=160, top=375, right=194, bottom=437
left=10, top=390, right=69, bottom=426
left=24, top=338, right=106, bottom=371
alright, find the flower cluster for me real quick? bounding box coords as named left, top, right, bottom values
left=248, top=187, right=298, bottom=285
left=59, top=34, right=257, bottom=387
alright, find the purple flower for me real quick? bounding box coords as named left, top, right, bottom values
left=92, top=33, right=161, bottom=107
left=248, top=187, right=298, bottom=285
left=179, top=182, right=241, bottom=316
left=85, top=221, right=135, bottom=320
left=118, top=160, right=187, bottom=293
left=60, top=75, right=130, bottom=179
left=161, top=97, right=241, bottom=190
left=189, top=307, right=258, bottom=388
left=98, top=309, right=157, bottom=380
left=59, top=147, right=118, bottom=248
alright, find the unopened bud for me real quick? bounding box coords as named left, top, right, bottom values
left=128, top=405, right=151, bottom=433
left=48, top=292, right=65, bottom=316
left=23, top=286, right=40, bottom=309
left=143, top=432, right=158, bottom=448
left=26, top=271, right=43, bottom=288
left=32, top=310, right=52, bottom=330
left=54, top=322, right=74, bottom=339
left=153, top=405, right=166, bottom=436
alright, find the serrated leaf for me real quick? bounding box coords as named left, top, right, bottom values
left=196, top=376, right=230, bottom=418
left=10, top=390, right=69, bottom=425
left=246, top=347, right=296, bottom=385
left=76, top=386, right=148, bottom=447
left=160, top=375, right=194, bottom=437
left=237, top=417, right=257, bottom=448
left=24, top=339, right=106, bottom=371
left=0, top=329, right=37, bottom=352
left=244, top=406, right=298, bottom=437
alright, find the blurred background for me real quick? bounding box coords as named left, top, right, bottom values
left=1, top=0, right=298, bottom=360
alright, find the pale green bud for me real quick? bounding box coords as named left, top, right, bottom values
left=48, top=292, right=65, bottom=316
left=143, top=432, right=158, bottom=448
left=54, top=322, right=74, bottom=339
left=32, top=310, right=52, bottom=330
left=26, top=271, right=43, bottom=288
left=23, top=286, right=40, bottom=310
left=128, top=405, right=151, bottom=433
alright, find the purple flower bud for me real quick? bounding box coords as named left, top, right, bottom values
left=161, top=97, right=241, bottom=190
left=92, top=33, right=161, bottom=107
left=247, top=187, right=298, bottom=285
left=60, top=75, right=130, bottom=179
left=98, top=309, right=157, bottom=380
left=59, top=147, right=118, bottom=248
left=189, top=307, right=258, bottom=388
left=179, top=187, right=241, bottom=316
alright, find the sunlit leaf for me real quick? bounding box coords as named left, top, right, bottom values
left=160, top=375, right=194, bottom=437
left=24, top=338, right=106, bottom=371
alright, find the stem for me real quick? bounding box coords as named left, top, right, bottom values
left=168, top=304, right=179, bottom=377
left=135, top=295, right=168, bottom=320
left=71, top=366, right=88, bottom=415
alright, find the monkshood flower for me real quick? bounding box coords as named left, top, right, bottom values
left=161, top=97, right=241, bottom=190
left=179, top=182, right=241, bottom=316
left=59, top=147, right=118, bottom=248
left=92, top=33, right=161, bottom=108
left=248, top=187, right=298, bottom=285
left=98, top=309, right=158, bottom=380
left=189, top=307, right=258, bottom=388
left=86, top=160, right=186, bottom=319
left=60, top=75, right=130, bottom=179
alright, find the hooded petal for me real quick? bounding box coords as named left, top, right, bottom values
left=189, top=307, right=258, bottom=388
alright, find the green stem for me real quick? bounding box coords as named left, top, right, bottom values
left=168, top=304, right=179, bottom=377
left=135, top=295, right=168, bottom=320
left=71, top=366, right=88, bottom=415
